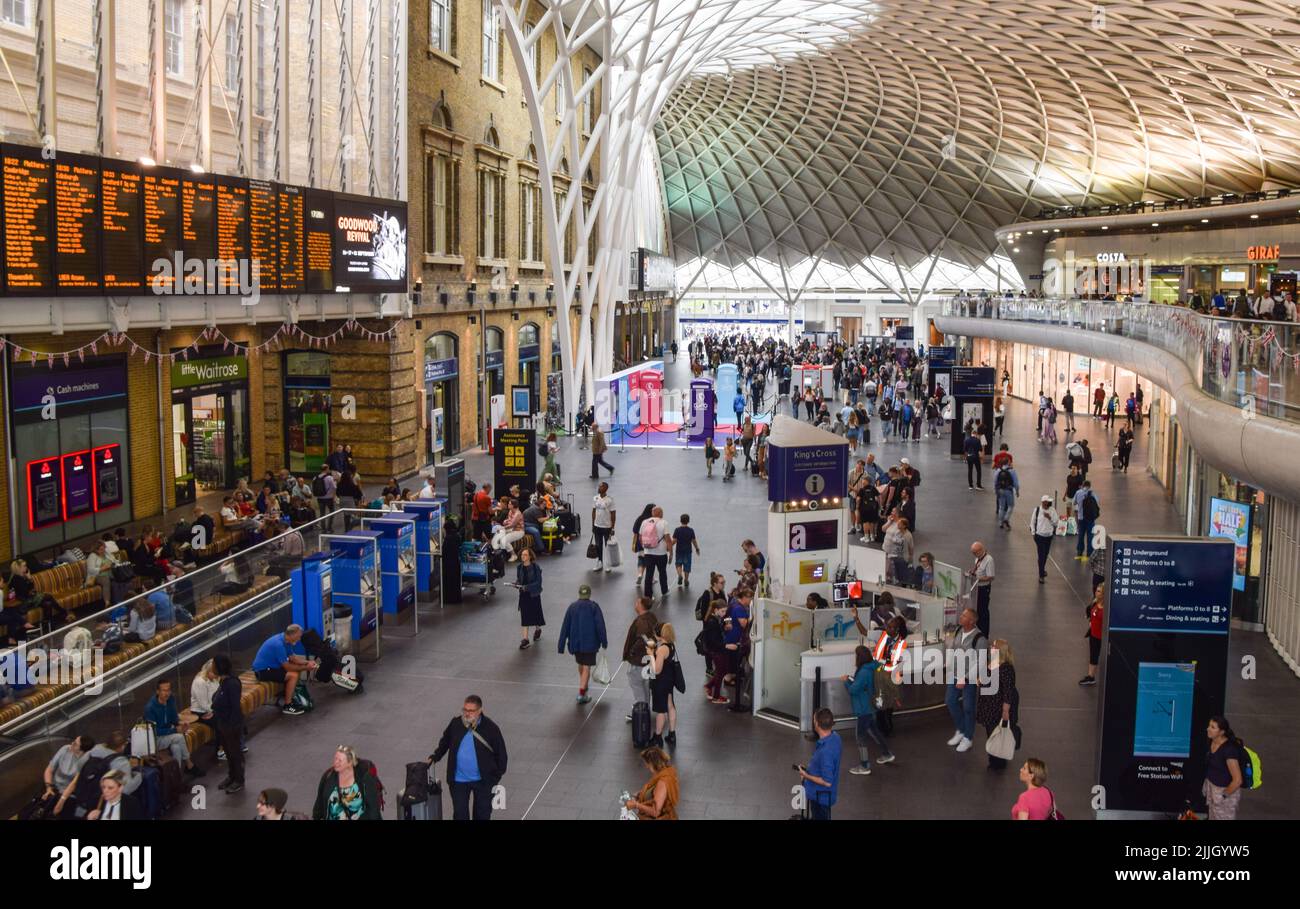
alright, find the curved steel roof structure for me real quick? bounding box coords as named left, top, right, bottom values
left=655, top=0, right=1300, bottom=282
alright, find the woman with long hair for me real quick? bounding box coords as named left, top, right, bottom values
left=1203, top=716, right=1245, bottom=820
left=648, top=623, right=680, bottom=747
left=978, top=638, right=1020, bottom=770
left=515, top=547, right=545, bottom=650
left=631, top=503, right=655, bottom=588
left=624, top=746, right=679, bottom=820
left=843, top=645, right=894, bottom=775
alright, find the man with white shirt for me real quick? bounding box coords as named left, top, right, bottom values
left=945, top=608, right=987, bottom=753
left=639, top=506, right=673, bottom=600
left=416, top=475, right=437, bottom=500
left=966, top=542, right=995, bottom=637
left=1030, top=494, right=1059, bottom=584
left=591, top=482, right=616, bottom=573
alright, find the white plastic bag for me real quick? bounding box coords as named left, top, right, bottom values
left=592, top=651, right=612, bottom=686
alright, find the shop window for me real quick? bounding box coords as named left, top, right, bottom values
left=424, top=332, right=460, bottom=456
left=284, top=351, right=332, bottom=475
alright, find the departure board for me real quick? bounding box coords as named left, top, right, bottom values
left=181, top=174, right=217, bottom=290
left=54, top=152, right=102, bottom=292
left=0, top=142, right=406, bottom=297
left=278, top=184, right=305, bottom=292
left=3, top=145, right=54, bottom=293
left=248, top=179, right=279, bottom=292
left=305, top=189, right=334, bottom=293
left=216, top=177, right=250, bottom=294
left=143, top=168, right=183, bottom=292
left=100, top=162, right=143, bottom=291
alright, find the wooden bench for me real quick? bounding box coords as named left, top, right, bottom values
left=0, top=573, right=283, bottom=728
left=177, top=670, right=280, bottom=753
left=191, top=530, right=246, bottom=564
left=31, top=562, right=103, bottom=616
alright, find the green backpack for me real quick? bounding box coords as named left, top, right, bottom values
left=1238, top=740, right=1262, bottom=790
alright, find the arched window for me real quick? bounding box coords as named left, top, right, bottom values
left=424, top=332, right=457, bottom=362
left=486, top=326, right=504, bottom=352
left=484, top=125, right=500, bottom=147
left=519, top=322, right=539, bottom=347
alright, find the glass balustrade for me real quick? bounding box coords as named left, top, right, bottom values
left=940, top=297, right=1300, bottom=424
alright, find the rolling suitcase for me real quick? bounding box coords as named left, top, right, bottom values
left=399, top=760, right=442, bottom=820
left=631, top=701, right=653, bottom=748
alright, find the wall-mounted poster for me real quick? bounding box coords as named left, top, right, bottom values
left=511, top=385, right=532, bottom=418
left=432, top=407, right=445, bottom=454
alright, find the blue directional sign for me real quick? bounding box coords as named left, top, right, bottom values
left=1107, top=537, right=1233, bottom=634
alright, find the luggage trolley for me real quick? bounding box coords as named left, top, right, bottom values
left=460, top=541, right=505, bottom=598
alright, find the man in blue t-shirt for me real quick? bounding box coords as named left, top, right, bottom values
left=671, top=515, right=700, bottom=588
left=252, top=624, right=317, bottom=716
left=799, top=708, right=842, bottom=820
left=732, top=392, right=746, bottom=427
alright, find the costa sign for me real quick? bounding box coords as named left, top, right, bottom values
left=1246, top=245, right=1279, bottom=261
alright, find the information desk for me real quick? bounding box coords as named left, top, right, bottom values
left=754, top=585, right=955, bottom=731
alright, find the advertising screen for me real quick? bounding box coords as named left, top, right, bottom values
left=332, top=193, right=408, bottom=292
left=61, top=450, right=94, bottom=520
left=1133, top=662, right=1196, bottom=758
left=1206, top=497, right=1251, bottom=593
left=27, top=457, right=62, bottom=530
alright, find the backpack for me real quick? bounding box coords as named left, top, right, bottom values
left=1272, top=298, right=1287, bottom=321
left=1081, top=493, right=1100, bottom=522
left=537, top=440, right=548, bottom=457
left=995, top=467, right=1014, bottom=491
left=1237, top=740, right=1262, bottom=790
left=1066, top=441, right=1083, bottom=460
left=312, top=474, right=328, bottom=497
left=639, top=518, right=661, bottom=550
left=74, top=755, right=114, bottom=808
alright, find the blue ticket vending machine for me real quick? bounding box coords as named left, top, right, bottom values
left=400, top=501, right=443, bottom=599
left=365, top=517, right=417, bottom=618
left=290, top=553, right=334, bottom=642
left=329, top=531, right=383, bottom=661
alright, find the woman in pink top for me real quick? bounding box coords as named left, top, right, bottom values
left=1011, top=758, right=1054, bottom=820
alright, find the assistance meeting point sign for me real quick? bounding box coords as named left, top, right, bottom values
left=493, top=428, right=537, bottom=497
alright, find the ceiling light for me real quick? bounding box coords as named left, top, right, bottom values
left=1101, top=226, right=1108, bottom=230
left=1250, top=214, right=1259, bottom=219
left=1013, top=247, right=1020, bottom=253
left=1151, top=222, right=1159, bottom=227
left=1201, top=218, right=1209, bottom=223
left=138, top=156, right=156, bottom=167
left=188, top=163, right=205, bottom=174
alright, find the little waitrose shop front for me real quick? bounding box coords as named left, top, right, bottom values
left=170, top=351, right=251, bottom=505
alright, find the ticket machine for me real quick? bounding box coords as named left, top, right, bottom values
left=400, top=501, right=444, bottom=603
left=290, top=553, right=335, bottom=643
left=687, top=378, right=715, bottom=443
left=328, top=531, right=383, bottom=662
left=364, top=516, right=418, bottom=623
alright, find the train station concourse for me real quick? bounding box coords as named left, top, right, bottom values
left=0, top=0, right=1296, bottom=882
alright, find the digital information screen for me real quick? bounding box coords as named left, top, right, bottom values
left=305, top=189, right=334, bottom=293
left=181, top=174, right=217, bottom=288
left=143, top=169, right=183, bottom=292
left=100, top=162, right=144, bottom=291
left=1133, top=662, right=1196, bottom=758
left=54, top=152, right=102, bottom=292
left=1107, top=538, right=1232, bottom=634
left=248, top=179, right=279, bottom=292
left=278, top=184, right=306, bottom=292
left=0, top=143, right=405, bottom=297
left=61, top=450, right=94, bottom=521
left=3, top=145, right=54, bottom=293
left=332, top=193, right=407, bottom=292
left=93, top=443, right=124, bottom=511
left=216, top=177, right=250, bottom=293
left=951, top=366, right=997, bottom=397
left=27, top=457, right=62, bottom=531
left=788, top=519, right=839, bottom=553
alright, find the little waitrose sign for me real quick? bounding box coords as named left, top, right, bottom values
left=170, top=355, right=248, bottom=389
left=1246, top=245, right=1279, bottom=261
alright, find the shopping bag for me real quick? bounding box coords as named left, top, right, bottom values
left=985, top=720, right=1017, bottom=761
left=592, top=651, right=612, bottom=686
left=604, top=541, right=622, bottom=568
left=586, top=537, right=600, bottom=560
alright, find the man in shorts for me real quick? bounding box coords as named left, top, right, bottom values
left=252, top=624, right=318, bottom=716
left=557, top=585, right=608, bottom=704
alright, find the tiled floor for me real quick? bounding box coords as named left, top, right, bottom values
left=175, top=357, right=1299, bottom=820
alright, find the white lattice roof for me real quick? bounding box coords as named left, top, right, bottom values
left=655, top=0, right=1300, bottom=277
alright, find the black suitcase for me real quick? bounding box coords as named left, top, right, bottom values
left=631, top=701, right=652, bottom=748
